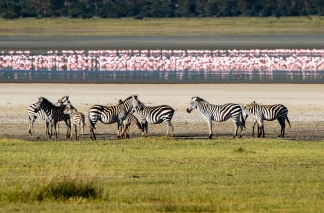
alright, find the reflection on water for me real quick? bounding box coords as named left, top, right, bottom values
left=1, top=70, right=324, bottom=83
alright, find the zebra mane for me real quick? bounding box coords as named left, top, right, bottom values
left=123, top=94, right=138, bottom=102
left=116, top=99, right=123, bottom=105
left=39, top=97, right=53, bottom=106
left=246, top=101, right=258, bottom=106
left=192, top=96, right=209, bottom=103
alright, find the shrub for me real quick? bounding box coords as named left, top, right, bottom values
left=37, top=177, right=103, bottom=201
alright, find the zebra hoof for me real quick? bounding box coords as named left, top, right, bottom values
left=208, top=134, right=213, bottom=139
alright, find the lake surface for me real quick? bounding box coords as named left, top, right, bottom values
left=1, top=70, right=323, bottom=83
left=1, top=35, right=323, bottom=83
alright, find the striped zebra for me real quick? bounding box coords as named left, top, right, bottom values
left=28, top=102, right=47, bottom=135
left=88, top=94, right=140, bottom=140
left=63, top=103, right=85, bottom=140
left=133, top=100, right=175, bottom=137
left=34, top=97, right=71, bottom=139
left=186, top=96, right=245, bottom=139
left=115, top=99, right=142, bottom=139
left=242, top=101, right=291, bottom=138
left=28, top=95, right=70, bottom=135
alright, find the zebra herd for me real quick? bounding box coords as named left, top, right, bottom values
left=27, top=95, right=290, bottom=140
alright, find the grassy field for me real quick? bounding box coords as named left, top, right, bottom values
left=0, top=16, right=323, bottom=36
left=1, top=137, right=324, bottom=212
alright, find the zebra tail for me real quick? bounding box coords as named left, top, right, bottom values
left=241, top=112, right=246, bottom=129
left=286, top=116, right=291, bottom=128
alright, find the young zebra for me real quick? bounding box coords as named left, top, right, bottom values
left=34, top=97, right=71, bottom=139
left=28, top=95, right=70, bottom=135
left=88, top=94, right=140, bottom=140
left=133, top=100, right=175, bottom=137
left=242, top=101, right=291, bottom=138
left=186, top=96, right=245, bottom=139
left=115, top=99, right=142, bottom=139
left=63, top=103, right=85, bottom=140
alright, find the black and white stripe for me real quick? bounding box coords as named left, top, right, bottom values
left=186, top=96, right=245, bottom=138
left=63, top=103, right=85, bottom=140
left=28, top=102, right=47, bottom=135
left=88, top=95, right=140, bottom=140
left=35, top=97, right=71, bottom=138
left=134, top=100, right=175, bottom=137
left=243, top=101, right=291, bottom=137
left=115, top=99, right=142, bottom=139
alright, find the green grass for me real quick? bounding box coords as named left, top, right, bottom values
left=0, top=16, right=323, bottom=36
left=0, top=137, right=324, bottom=212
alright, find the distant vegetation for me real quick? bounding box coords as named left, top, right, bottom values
left=1, top=0, right=323, bottom=19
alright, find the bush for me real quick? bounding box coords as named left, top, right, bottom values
left=133, top=15, right=143, bottom=19
left=37, top=177, right=103, bottom=201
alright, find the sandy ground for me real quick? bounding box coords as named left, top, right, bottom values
left=1, top=83, right=324, bottom=141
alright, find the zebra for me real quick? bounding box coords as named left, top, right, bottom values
left=34, top=97, right=71, bottom=139
left=28, top=102, right=47, bottom=135
left=115, top=99, right=142, bottom=139
left=133, top=100, right=175, bottom=137
left=242, top=101, right=291, bottom=138
left=186, top=96, right=245, bottom=139
left=28, top=95, right=70, bottom=135
left=88, top=94, right=140, bottom=140
left=63, top=102, right=85, bottom=140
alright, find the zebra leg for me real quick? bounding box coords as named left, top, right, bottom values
left=69, top=123, right=74, bottom=140
left=239, top=121, right=244, bottom=137
left=48, top=121, right=53, bottom=139
left=207, top=120, right=213, bottom=139
left=233, top=122, right=239, bottom=138
left=168, top=123, right=174, bottom=137
left=65, top=119, right=71, bottom=138
left=75, top=124, right=79, bottom=140
left=54, top=120, right=59, bottom=138
left=89, top=124, right=96, bottom=140
left=125, top=124, right=130, bottom=139
left=252, top=120, right=258, bottom=137
left=260, top=125, right=265, bottom=138
left=81, top=122, right=84, bottom=140
left=141, top=121, right=148, bottom=137
left=234, top=121, right=243, bottom=138
left=278, top=117, right=286, bottom=137
left=117, top=121, right=123, bottom=139
left=144, top=121, right=148, bottom=136
left=28, top=116, right=35, bottom=134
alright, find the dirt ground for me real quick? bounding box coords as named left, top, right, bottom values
left=1, top=83, right=324, bottom=141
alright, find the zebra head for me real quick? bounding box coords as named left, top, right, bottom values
left=63, top=103, right=74, bottom=115
left=36, top=97, right=52, bottom=111
left=34, top=98, right=42, bottom=111
left=242, top=101, right=258, bottom=120
left=186, top=96, right=201, bottom=113
left=55, top=95, right=70, bottom=107
left=131, top=94, right=142, bottom=111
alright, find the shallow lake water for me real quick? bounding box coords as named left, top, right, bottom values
left=1, top=70, right=324, bottom=83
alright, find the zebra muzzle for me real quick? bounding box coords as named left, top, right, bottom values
left=186, top=108, right=191, bottom=113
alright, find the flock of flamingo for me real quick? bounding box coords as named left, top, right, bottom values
left=0, top=49, right=324, bottom=74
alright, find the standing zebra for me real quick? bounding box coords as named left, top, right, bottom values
left=88, top=95, right=140, bottom=140
left=186, top=96, right=245, bottom=139
left=242, top=101, right=291, bottom=138
left=63, top=103, right=85, bottom=140
left=28, top=102, right=47, bottom=135
left=28, top=95, right=70, bottom=135
left=34, top=97, right=71, bottom=139
left=115, top=99, right=142, bottom=139
left=134, top=100, right=175, bottom=137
